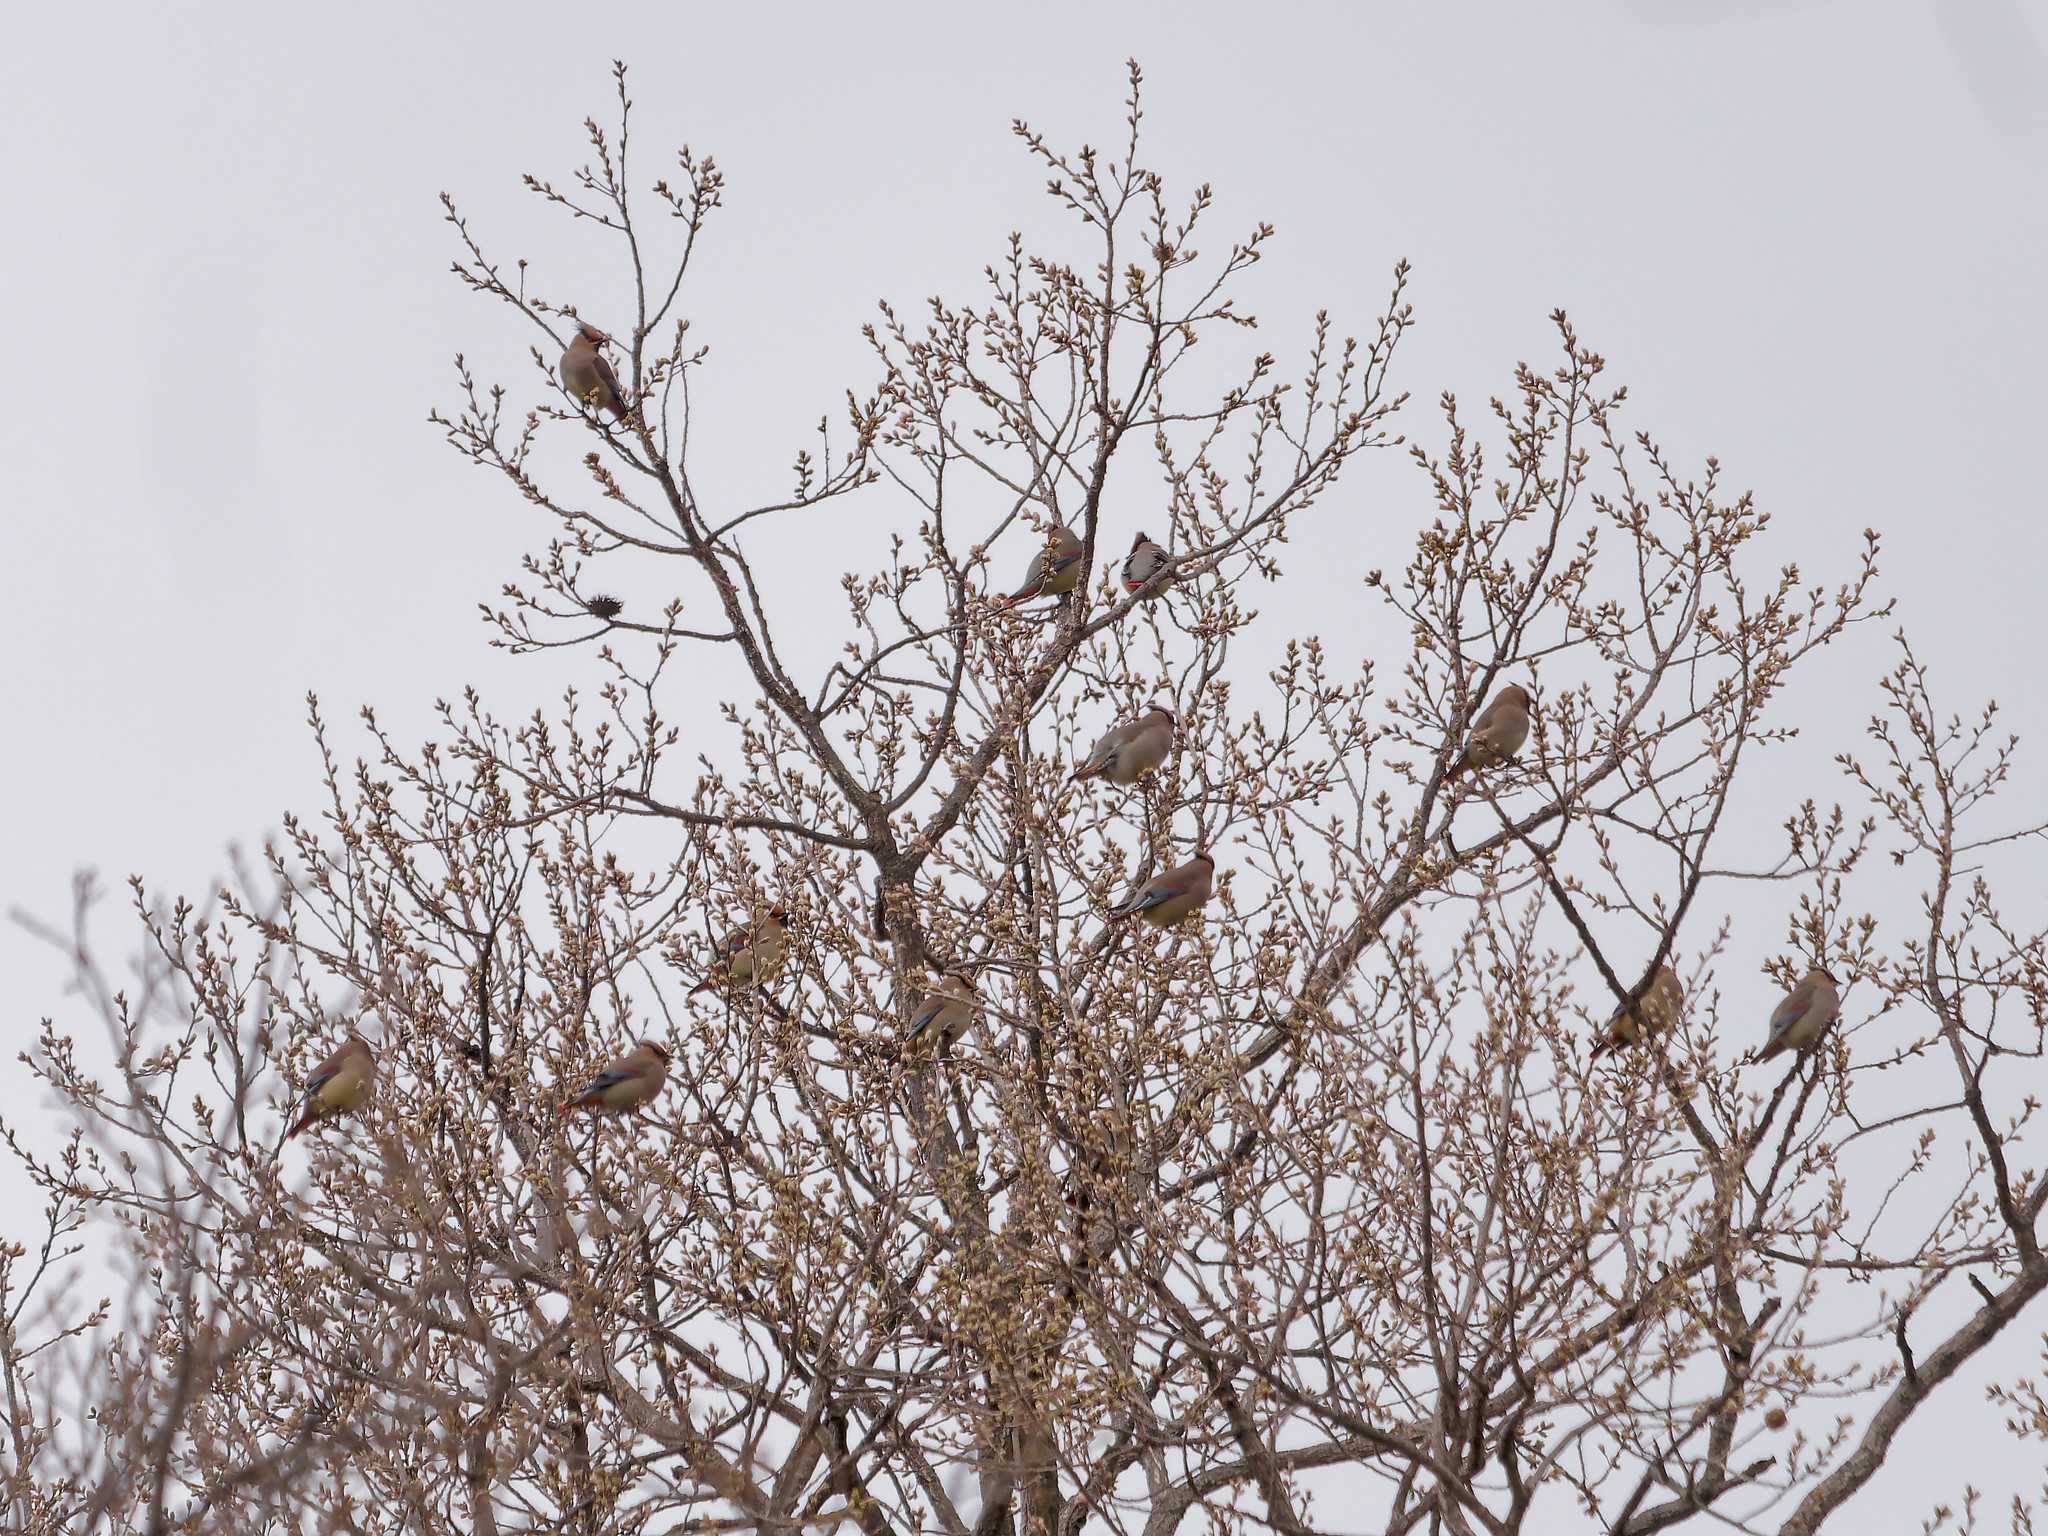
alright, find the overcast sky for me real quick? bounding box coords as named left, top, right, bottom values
left=4, top=0, right=2044, bottom=1524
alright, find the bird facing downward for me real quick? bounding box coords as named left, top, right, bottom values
left=1121, top=531, right=1170, bottom=594
left=1105, top=851, right=1217, bottom=929
left=557, top=1039, right=671, bottom=1116
left=904, top=969, right=977, bottom=1054
left=998, top=524, right=1084, bottom=606
left=1756, top=966, right=1841, bottom=1062
left=1447, top=684, right=1532, bottom=781
left=1589, top=965, right=1684, bottom=1061
left=286, top=1033, right=376, bottom=1140
left=561, top=321, right=630, bottom=418
left=691, top=907, right=792, bottom=997
left=1070, top=706, right=1175, bottom=786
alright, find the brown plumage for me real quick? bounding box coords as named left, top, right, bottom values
left=1070, top=707, right=1175, bottom=786
left=998, top=524, right=1084, bottom=606
left=690, top=907, right=792, bottom=997
left=557, top=1040, right=671, bottom=1116
left=1105, top=851, right=1216, bottom=929
left=1589, top=965, right=1684, bottom=1061
left=1447, top=684, right=1532, bottom=780
left=904, top=969, right=976, bottom=1054
left=561, top=322, right=630, bottom=418
left=1121, top=531, right=1170, bottom=593
left=286, top=1034, right=376, bottom=1140
left=1755, top=966, right=1841, bottom=1062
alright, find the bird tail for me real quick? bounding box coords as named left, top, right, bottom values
left=1068, top=762, right=1101, bottom=784
left=285, top=1108, right=316, bottom=1141
left=1755, top=1036, right=1786, bottom=1063
left=556, top=1096, right=591, bottom=1117
left=1445, top=751, right=1472, bottom=782
left=998, top=580, right=1042, bottom=608
left=689, top=977, right=716, bottom=997
left=1588, top=1035, right=1615, bottom=1063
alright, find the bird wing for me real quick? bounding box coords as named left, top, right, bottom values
left=1006, top=549, right=1050, bottom=599
left=582, top=1063, right=645, bottom=1096
left=1112, top=874, right=1182, bottom=917
left=1080, top=723, right=1128, bottom=774
left=303, top=1045, right=358, bottom=1099
left=1767, top=983, right=1816, bottom=1041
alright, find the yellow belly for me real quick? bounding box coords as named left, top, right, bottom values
left=1144, top=890, right=1205, bottom=927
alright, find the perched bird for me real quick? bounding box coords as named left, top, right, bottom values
left=1121, top=531, right=1171, bottom=593
left=904, top=969, right=976, bottom=1054
left=690, top=907, right=792, bottom=997
left=1070, top=706, right=1175, bottom=787
left=557, top=1039, right=671, bottom=1116
left=1447, top=684, right=1532, bottom=780
left=1105, top=851, right=1216, bottom=929
left=285, top=1034, right=376, bottom=1140
left=1756, top=966, right=1841, bottom=1062
left=1589, top=965, right=1684, bottom=1061
left=998, top=524, right=1084, bottom=606
left=561, top=322, right=630, bottom=418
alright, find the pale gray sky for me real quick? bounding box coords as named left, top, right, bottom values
left=4, top=0, right=2044, bottom=1525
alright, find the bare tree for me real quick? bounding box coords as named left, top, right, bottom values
left=6, top=61, right=2046, bottom=1536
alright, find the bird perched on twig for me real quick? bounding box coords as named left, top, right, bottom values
left=997, top=524, right=1084, bottom=606
left=561, top=321, right=630, bottom=419
left=1589, top=965, right=1684, bottom=1061
left=1754, top=966, right=1840, bottom=1063
left=1070, top=706, right=1175, bottom=787
left=690, top=908, right=792, bottom=997
left=557, top=1040, right=670, bottom=1116
left=1105, top=851, right=1216, bottom=929
left=1121, top=531, right=1171, bottom=594
left=904, top=969, right=977, bottom=1054
left=1447, top=684, right=1532, bottom=781
left=285, top=1034, right=376, bottom=1140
